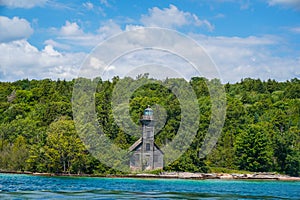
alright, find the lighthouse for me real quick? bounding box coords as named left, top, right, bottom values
left=129, top=106, right=164, bottom=171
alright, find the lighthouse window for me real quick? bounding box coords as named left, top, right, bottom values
left=144, top=109, right=153, bottom=116
left=147, top=131, right=151, bottom=137
left=146, top=143, right=150, bottom=151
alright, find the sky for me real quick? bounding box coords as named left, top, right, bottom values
left=0, top=0, right=300, bottom=83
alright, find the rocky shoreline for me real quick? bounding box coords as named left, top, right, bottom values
left=1, top=170, right=299, bottom=181
left=123, top=172, right=300, bottom=181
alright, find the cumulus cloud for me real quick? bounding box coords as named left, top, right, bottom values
left=44, top=39, right=71, bottom=50
left=0, top=0, right=48, bottom=8
left=192, top=34, right=299, bottom=82
left=141, top=4, right=214, bottom=31
left=0, top=40, right=85, bottom=81
left=5, top=22, right=295, bottom=83
left=50, top=20, right=123, bottom=50
left=97, top=19, right=122, bottom=37
left=51, top=5, right=215, bottom=50
left=267, top=0, right=300, bottom=9
left=60, top=21, right=84, bottom=36
left=0, top=16, right=33, bottom=43
left=0, top=4, right=298, bottom=82
left=42, top=45, right=62, bottom=57
left=113, top=32, right=297, bottom=83
left=0, top=18, right=124, bottom=81
left=0, top=26, right=298, bottom=82
left=56, top=21, right=98, bottom=48
left=125, top=25, right=145, bottom=31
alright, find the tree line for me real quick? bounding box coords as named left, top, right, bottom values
left=0, top=77, right=299, bottom=176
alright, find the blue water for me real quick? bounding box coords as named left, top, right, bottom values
left=0, top=173, right=299, bottom=199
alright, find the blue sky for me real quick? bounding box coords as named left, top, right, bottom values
left=0, top=0, right=299, bottom=82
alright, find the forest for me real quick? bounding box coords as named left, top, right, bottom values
left=0, top=77, right=299, bottom=176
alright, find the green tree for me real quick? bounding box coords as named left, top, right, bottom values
left=11, top=135, right=29, bottom=171
left=44, top=117, right=87, bottom=174
left=235, top=124, right=273, bottom=172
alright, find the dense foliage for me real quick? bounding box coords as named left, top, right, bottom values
left=0, top=77, right=299, bottom=176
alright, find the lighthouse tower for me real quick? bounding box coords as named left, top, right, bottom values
left=140, top=106, right=155, bottom=169
left=129, top=106, right=163, bottom=171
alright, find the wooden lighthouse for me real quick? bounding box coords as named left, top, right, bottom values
left=129, top=106, right=164, bottom=171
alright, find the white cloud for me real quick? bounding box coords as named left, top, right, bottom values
left=141, top=4, right=214, bottom=31
left=0, top=0, right=48, bottom=8
left=192, top=14, right=214, bottom=31
left=125, top=25, right=145, bottom=31
left=89, top=57, right=115, bottom=72
left=267, top=0, right=300, bottom=9
left=0, top=18, right=124, bottom=81
left=1, top=4, right=297, bottom=82
left=42, top=45, right=62, bottom=57
left=55, top=21, right=101, bottom=48
left=83, top=2, right=94, bottom=10
left=0, top=40, right=85, bottom=81
left=289, top=26, right=300, bottom=33
left=191, top=34, right=299, bottom=82
left=0, top=16, right=33, bottom=43
left=44, top=39, right=70, bottom=50
left=1, top=25, right=298, bottom=82
left=100, top=0, right=110, bottom=7
left=60, top=21, right=84, bottom=36
left=44, top=19, right=298, bottom=83
left=141, top=5, right=189, bottom=28
left=72, top=28, right=214, bottom=80
left=50, top=20, right=123, bottom=50
left=97, top=19, right=122, bottom=37
left=89, top=57, right=104, bottom=70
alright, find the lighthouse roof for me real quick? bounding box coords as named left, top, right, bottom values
left=144, top=106, right=153, bottom=116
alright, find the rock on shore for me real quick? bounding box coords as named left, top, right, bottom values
left=1, top=170, right=299, bottom=181
left=132, top=172, right=300, bottom=181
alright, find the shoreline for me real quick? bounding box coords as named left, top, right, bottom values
left=1, top=170, right=299, bottom=181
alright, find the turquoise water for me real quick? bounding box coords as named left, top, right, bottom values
left=0, top=173, right=299, bottom=199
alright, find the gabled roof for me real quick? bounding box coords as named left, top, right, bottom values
left=129, top=138, right=164, bottom=154
left=129, top=138, right=142, bottom=151
left=154, top=143, right=164, bottom=154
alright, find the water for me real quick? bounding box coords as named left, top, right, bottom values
left=0, top=173, right=299, bottom=199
